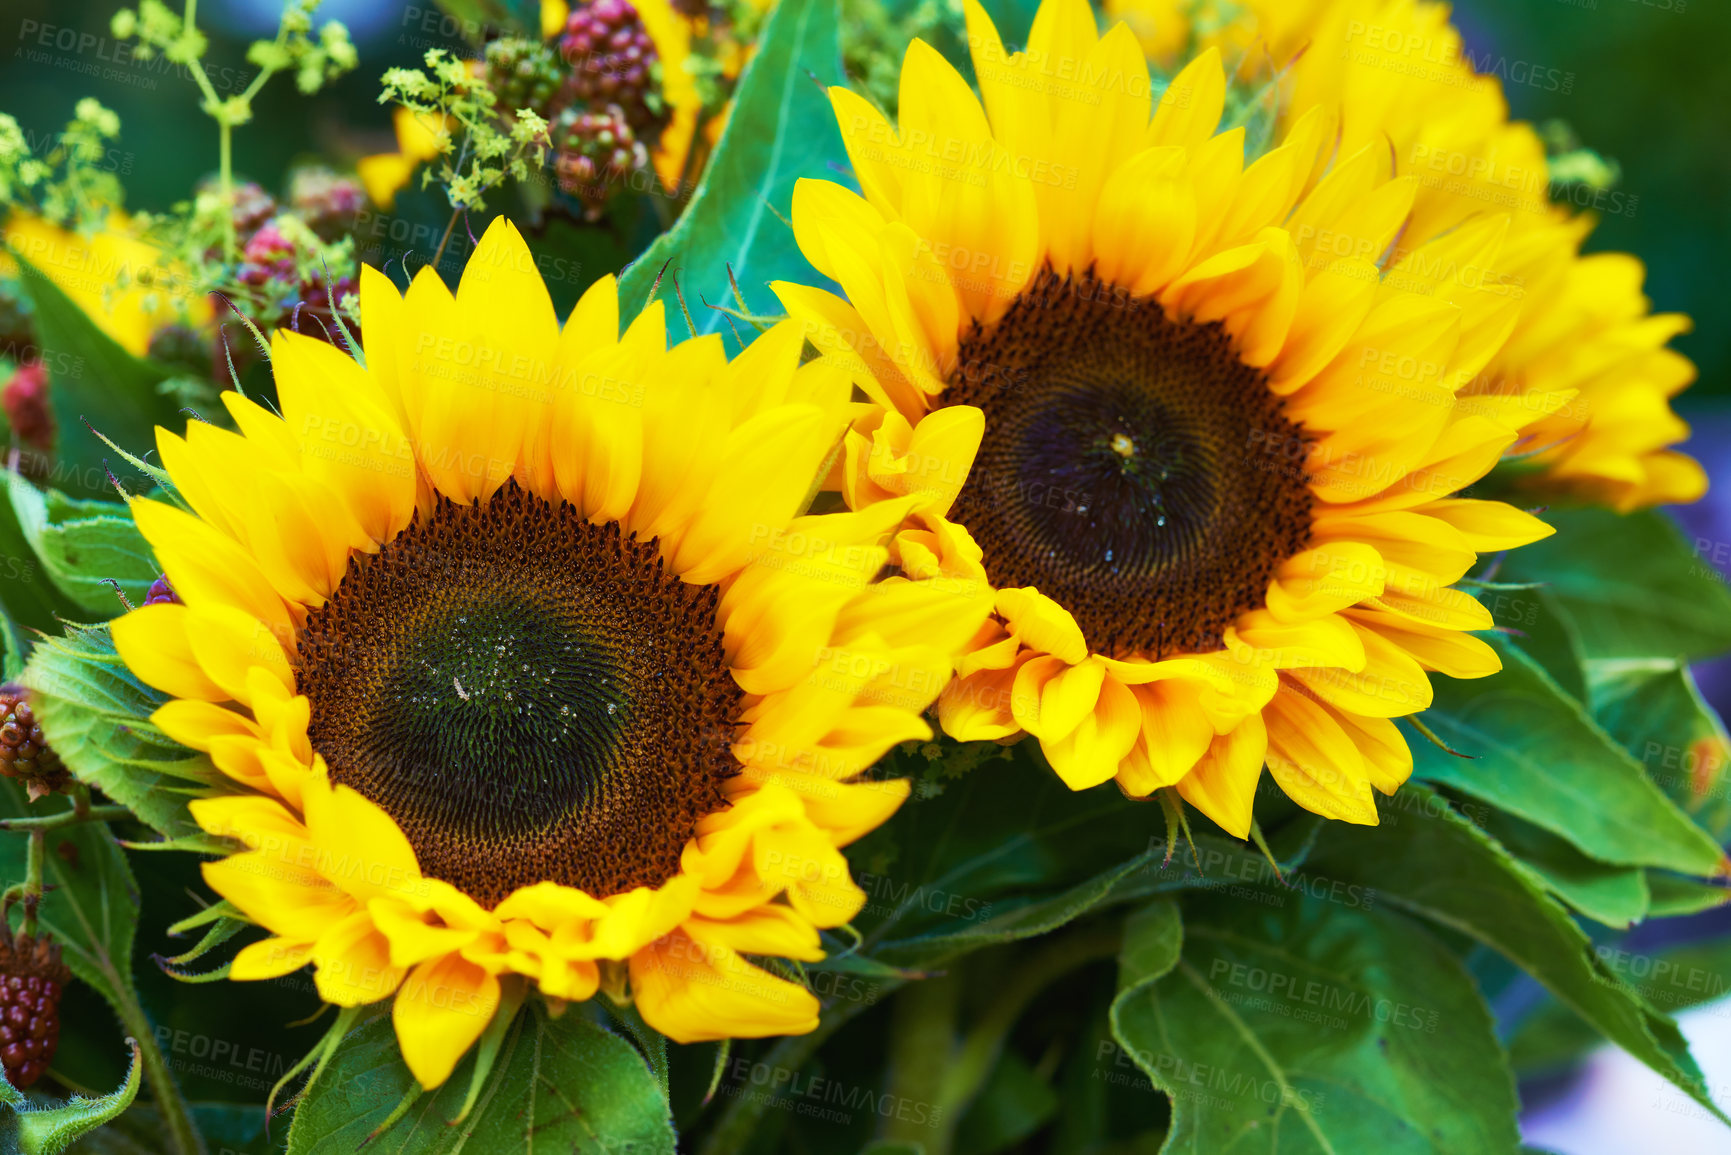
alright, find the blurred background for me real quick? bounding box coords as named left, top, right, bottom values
left=2, top=1, right=1727, bottom=1150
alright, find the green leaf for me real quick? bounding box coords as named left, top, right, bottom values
left=851, top=738, right=1319, bottom=961
left=1482, top=581, right=1587, bottom=703
left=1115, top=899, right=1183, bottom=994
left=1587, top=658, right=1731, bottom=844
left=1303, top=784, right=1727, bottom=1123
left=1499, top=507, right=1731, bottom=664
left=875, top=845, right=1161, bottom=968
left=22, top=623, right=214, bottom=837
left=0, top=479, right=84, bottom=636
left=1412, top=635, right=1723, bottom=876
left=0, top=781, right=140, bottom=1023
left=1478, top=809, right=1649, bottom=929
left=1645, top=872, right=1730, bottom=917
left=1109, top=892, right=1520, bottom=1154
left=617, top=0, right=848, bottom=340
left=0, top=1040, right=141, bottom=1155
left=1511, top=933, right=1731, bottom=1077
left=5, top=474, right=155, bottom=619
left=10, top=253, right=184, bottom=503
left=285, top=1003, right=675, bottom=1153
left=6, top=474, right=155, bottom=618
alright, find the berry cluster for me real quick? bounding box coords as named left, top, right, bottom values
left=483, top=38, right=565, bottom=122
left=0, top=685, right=67, bottom=801
left=1, top=362, right=54, bottom=456
left=0, top=928, right=71, bottom=1090
left=557, top=0, right=663, bottom=133
left=553, top=106, right=650, bottom=220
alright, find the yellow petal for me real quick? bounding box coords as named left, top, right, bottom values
left=393, top=954, right=501, bottom=1089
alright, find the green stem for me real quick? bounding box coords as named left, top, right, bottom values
left=219, top=122, right=234, bottom=260
left=19, top=829, right=43, bottom=939
left=937, top=925, right=1120, bottom=1116
left=112, top=983, right=205, bottom=1155
left=880, top=971, right=959, bottom=1148
left=890, top=925, right=1122, bottom=1155
left=2, top=805, right=130, bottom=832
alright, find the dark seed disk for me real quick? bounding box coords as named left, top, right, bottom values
left=298, top=481, right=741, bottom=908
left=944, top=268, right=1315, bottom=659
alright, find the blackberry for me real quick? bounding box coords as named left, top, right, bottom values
left=287, top=167, right=366, bottom=243
left=0, top=928, right=71, bottom=1090
left=0, top=685, right=67, bottom=802
left=553, top=105, right=649, bottom=220
left=483, top=37, right=564, bottom=121
left=1, top=363, right=54, bottom=455
left=558, top=0, right=663, bottom=132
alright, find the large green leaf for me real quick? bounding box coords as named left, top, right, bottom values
left=856, top=744, right=1321, bottom=968
left=1511, top=934, right=1731, bottom=1076
left=1303, top=784, right=1726, bottom=1122
left=0, top=481, right=84, bottom=636
left=22, top=623, right=215, bottom=837
left=616, top=0, right=847, bottom=340
left=10, top=253, right=184, bottom=504
left=1498, top=507, right=1731, bottom=664
left=1588, top=658, right=1731, bottom=844
left=1412, top=635, right=1722, bottom=876
left=285, top=1005, right=675, bottom=1153
left=6, top=476, right=157, bottom=619
left=1478, top=809, right=1649, bottom=929
left=1109, top=892, right=1520, bottom=1154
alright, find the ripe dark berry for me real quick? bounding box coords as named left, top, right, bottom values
left=558, top=0, right=664, bottom=133
left=0, top=684, right=67, bottom=801
left=553, top=105, right=649, bottom=220
left=2, top=362, right=54, bottom=454
left=0, top=929, right=71, bottom=1090
left=483, top=37, right=564, bottom=121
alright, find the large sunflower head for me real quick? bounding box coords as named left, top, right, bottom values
left=1108, top=0, right=1706, bottom=511
left=771, top=0, right=1560, bottom=836
left=111, top=219, right=988, bottom=1089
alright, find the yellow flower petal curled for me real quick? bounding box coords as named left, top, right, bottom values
left=111, top=218, right=987, bottom=1088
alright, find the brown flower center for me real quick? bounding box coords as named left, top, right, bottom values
left=297, top=482, right=740, bottom=908
left=943, top=268, right=1314, bottom=659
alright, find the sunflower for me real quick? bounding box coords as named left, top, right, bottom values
left=770, top=0, right=1560, bottom=835
left=1108, top=0, right=1705, bottom=511
left=110, top=219, right=988, bottom=1088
